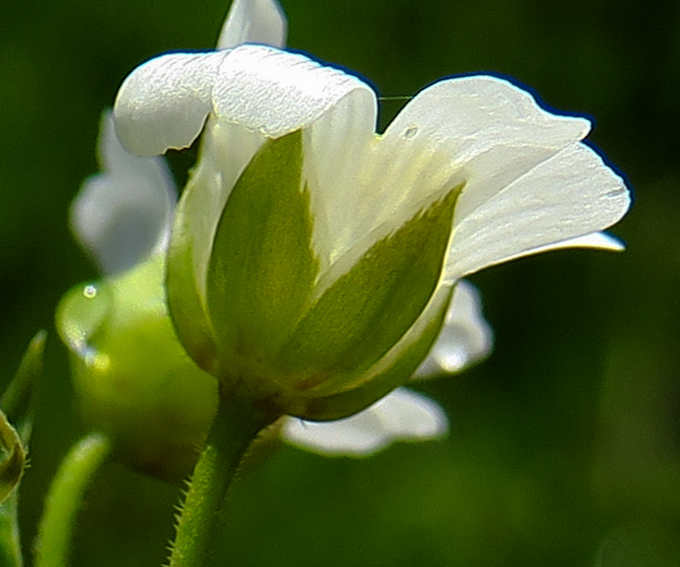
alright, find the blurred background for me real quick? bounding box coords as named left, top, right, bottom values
left=1, top=0, right=679, bottom=565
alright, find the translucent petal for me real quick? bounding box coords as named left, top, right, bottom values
left=282, top=388, right=448, bottom=456
left=211, top=45, right=376, bottom=139
left=216, top=0, right=287, bottom=49
left=312, top=74, right=590, bottom=276
left=114, top=51, right=226, bottom=156
left=383, top=75, right=592, bottom=225
left=446, top=143, right=630, bottom=280
left=207, top=44, right=377, bottom=272
left=303, top=86, right=378, bottom=269
left=71, top=112, right=176, bottom=274
left=414, top=280, right=493, bottom=378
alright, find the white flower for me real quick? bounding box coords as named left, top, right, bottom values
left=110, top=0, right=629, bottom=424
left=67, top=1, right=494, bottom=457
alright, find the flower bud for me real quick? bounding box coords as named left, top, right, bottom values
left=57, top=256, right=217, bottom=481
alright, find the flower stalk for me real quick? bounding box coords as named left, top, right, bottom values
left=168, top=390, right=280, bottom=567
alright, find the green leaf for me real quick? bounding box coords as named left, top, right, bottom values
left=275, top=183, right=463, bottom=396
left=2, top=330, right=45, bottom=443
left=207, top=130, right=319, bottom=376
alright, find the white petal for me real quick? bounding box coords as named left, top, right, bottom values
left=217, top=0, right=287, bottom=50
left=71, top=112, right=176, bottom=274
left=211, top=45, right=376, bottom=138
left=502, top=231, right=626, bottom=262
left=313, top=75, right=591, bottom=279
left=302, top=83, right=379, bottom=271
left=446, top=143, right=630, bottom=280
left=383, top=75, right=592, bottom=224
left=114, top=51, right=226, bottom=156
left=282, top=388, right=448, bottom=456
left=558, top=231, right=625, bottom=251
left=414, top=280, right=493, bottom=378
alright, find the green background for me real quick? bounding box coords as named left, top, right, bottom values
left=1, top=0, right=679, bottom=565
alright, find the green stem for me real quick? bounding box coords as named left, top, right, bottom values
left=34, top=432, right=112, bottom=567
left=168, top=393, right=277, bottom=567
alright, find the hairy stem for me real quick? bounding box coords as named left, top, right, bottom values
left=168, top=393, right=277, bottom=567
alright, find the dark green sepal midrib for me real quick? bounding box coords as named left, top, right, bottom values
left=274, top=182, right=464, bottom=395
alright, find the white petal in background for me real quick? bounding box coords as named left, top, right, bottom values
left=71, top=112, right=176, bottom=274
left=282, top=389, right=448, bottom=457
left=413, top=280, right=493, bottom=378
left=216, top=0, right=287, bottom=50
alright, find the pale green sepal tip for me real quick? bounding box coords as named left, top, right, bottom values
left=295, top=281, right=455, bottom=421
left=167, top=189, right=219, bottom=375
left=207, top=130, right=318, bottom=377
left=276, top=183, right=464, bottom=396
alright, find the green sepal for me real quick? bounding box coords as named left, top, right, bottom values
left=275, top=183, right=463, bottom=396
left=290, top=281, right=455, bottom=421
left=166, top=184, right=219, bottom=375
left=207, top=130, right=319, bottom=380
